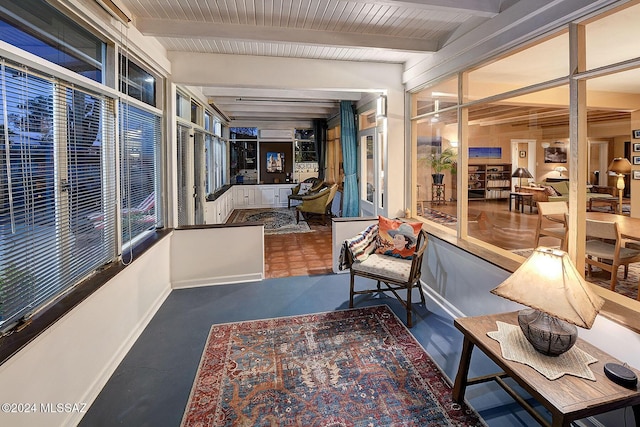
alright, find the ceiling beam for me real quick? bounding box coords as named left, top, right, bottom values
left=377, top=0, right=501, bottom=17
left=202, top=88, right=363, bottom=101
left=137, top=19, right=438, bottom=52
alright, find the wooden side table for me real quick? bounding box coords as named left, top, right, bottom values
left=431, top=183, right=445, bottom=205
left=453, top=312, right=640, bottom=427
left=510, top=192, right=534, bottom=213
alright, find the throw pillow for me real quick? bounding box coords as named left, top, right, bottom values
left=543, top=185, right=559, bottom=197
left=375, top=216, right=423, bottom=260
left=298, top=182, right=313, bottom=195
left=345, top=223, right=378, bottom=262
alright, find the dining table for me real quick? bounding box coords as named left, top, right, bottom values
left=586, top=212, right=640, bottom=243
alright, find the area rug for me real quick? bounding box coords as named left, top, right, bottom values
left=420, top=206, right=457, bottom=225
left=180, top=305, right=485, bottom=427
left=512, top=248, right=639, bottom=299
left=230, top=208, right=312, bottom=234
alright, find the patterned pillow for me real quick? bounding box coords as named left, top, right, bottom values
left=375, top=216, right=423, bottom=260
left=543, top=185, right=560, bottom=196
left=298, top=182, right=313, bottom=195
left=345, top=223, right=378, bottom=262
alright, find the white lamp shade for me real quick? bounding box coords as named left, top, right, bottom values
left=491, top=247, right=604, bottom=329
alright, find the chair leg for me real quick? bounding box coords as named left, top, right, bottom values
left=417, top=281, right=426, bottom=304
left=349, top=272, right=355, bottom=308
left=406, top=282, right=413, bottom=328
left=611, top=264, right=620, bottom=291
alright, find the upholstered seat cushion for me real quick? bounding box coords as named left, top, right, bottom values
left=586, top=240, right=640, bottom=261
left=351, top=253, right=412, bottom=282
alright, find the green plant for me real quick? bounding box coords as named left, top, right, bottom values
left=429, top=147, right=457, bottom=174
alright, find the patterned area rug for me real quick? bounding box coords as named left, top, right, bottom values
left=180, top=306, right=485, bottom=427
left=230, top=208, right=312, bottom=234
left=512, top=248, right=639, bottom=299
left=420, top=207, right=457, bottom=225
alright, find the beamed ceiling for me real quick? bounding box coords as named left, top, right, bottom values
left=113, top=0, right=639, bottom=127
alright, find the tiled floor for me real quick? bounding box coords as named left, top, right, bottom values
left=264, top=216, right=333, bottom=278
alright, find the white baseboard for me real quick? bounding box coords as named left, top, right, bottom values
left=171, top=273, right=263, bottom=289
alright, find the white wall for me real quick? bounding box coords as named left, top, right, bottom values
left=0, top=235, right=173, bottom=427
left=171, top=226, right=264, bottom=288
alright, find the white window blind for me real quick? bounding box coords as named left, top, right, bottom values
left=176, top=123, right=190, bottom=226
left=0, top=61, right=116, bottom=329
left=119, top=103, right=161, bottom=247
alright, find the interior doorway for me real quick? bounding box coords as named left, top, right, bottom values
left=510, top=139, right=537, bottom=187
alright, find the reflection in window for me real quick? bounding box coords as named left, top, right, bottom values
left=119, top=56, right=156, bottom=107
left=0, top=0, right=104, bottom=82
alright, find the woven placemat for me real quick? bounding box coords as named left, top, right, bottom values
left=488, top=321, right=597, bottom=381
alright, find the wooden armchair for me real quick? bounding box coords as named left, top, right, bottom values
left=342, top=227, right=427, bottom=327
left=585, top=219, right=640, bottom=294
left=287, top=178, right=324, bottom=208
left=295, top=183, right=338, bottom=224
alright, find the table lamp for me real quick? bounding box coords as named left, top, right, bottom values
left=491, top=247, right=604, bottom=356
left=608, top=157, right=631, bottom=214
left=554, top=166, right=567, bottom=177
left=511, top=167, right=533, bottom=190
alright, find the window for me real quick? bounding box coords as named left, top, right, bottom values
left=119, top=55, right=156, bottom=107
left=0, top=0, right=104, bottom=82
left=119, top=103, right=162, bottom=248
left=0, top=61, right=116, bottom=330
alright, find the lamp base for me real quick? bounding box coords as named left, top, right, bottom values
left=517, top=309, right=577, bottom=356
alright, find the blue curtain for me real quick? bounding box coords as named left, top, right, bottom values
left=340, top=101, right=359, bottom=217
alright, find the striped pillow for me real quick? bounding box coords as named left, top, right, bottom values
left=345, top=223, right=379, bottom=262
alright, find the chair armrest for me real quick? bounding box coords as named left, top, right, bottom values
left=300, top=188, right=329, bottom=201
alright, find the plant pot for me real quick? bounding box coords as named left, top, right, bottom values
left=432, top=173, right=444, bottom=185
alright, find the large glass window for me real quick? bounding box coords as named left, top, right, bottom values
left=411, top=3, right=640, bottom=310
left=0, top=61, right=116, bottom=329
left=0, top=0, right=104, bottom=82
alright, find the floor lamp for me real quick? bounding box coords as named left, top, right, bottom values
left=608, top=157, right=631, bottom=214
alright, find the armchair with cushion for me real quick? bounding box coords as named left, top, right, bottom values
left=295, top=183, right=338, bottom=224
left=287, top=177, right=324, bottom=208
left=339, top=218, right=427, bottom=327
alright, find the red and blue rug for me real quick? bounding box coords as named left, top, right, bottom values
left=420, top=207, right=457, bottom=225
left=181, top=305, right=484, bottom=426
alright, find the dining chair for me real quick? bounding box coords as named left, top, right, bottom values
left=534, top=201, right=568, bottom=250
left=585, top=219, right=640, bottom=294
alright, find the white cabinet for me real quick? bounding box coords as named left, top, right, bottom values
left=277, top=187, right=292, bottom=207
left=233, top=184, right=295, bottom=209
left=204, top=188, right=234, bottom=224
left=258, top=187, right=276, bottom=206
left=233, top=186, right=257, bottom=207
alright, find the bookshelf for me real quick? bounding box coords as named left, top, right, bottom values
left=468, top=163, right=512, bottom=200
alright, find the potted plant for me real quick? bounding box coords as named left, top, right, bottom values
left=429, top=147, right=456, bottom=184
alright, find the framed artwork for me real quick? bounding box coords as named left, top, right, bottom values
left=634, top=143, right=640, bottom=152
left=469, top=147, right=502, bottom=159
left=634, top=170, right=640, bottom=180
left=633, top=129, right=640, bottom=139
left=266, top=152, right=284, bottom=173
left=544, top=146, right=567, bottom=163
left=519, top=150, right=526, bottom=158
left=633, top=156, right=640, bottom=166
